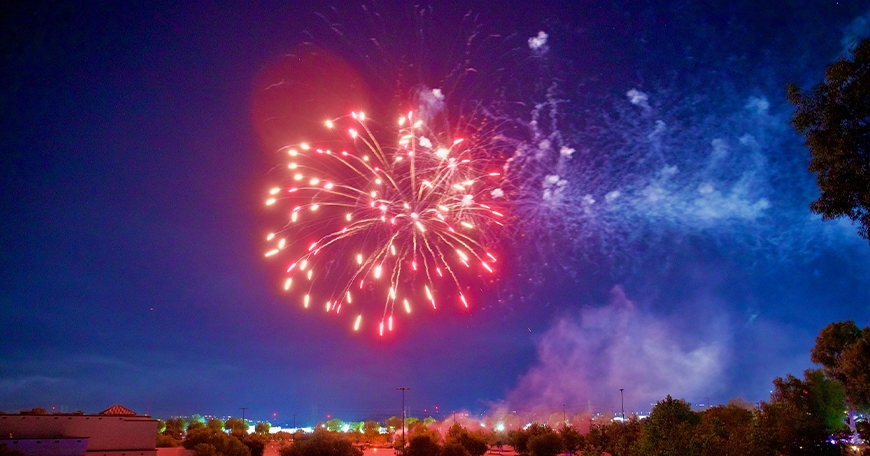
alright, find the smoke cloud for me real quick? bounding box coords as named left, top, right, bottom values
left=840, top=10, right=870, bottom=56
left=501, top=286, right=729, bottom=416
left=528, top=31, right=549, bottom=52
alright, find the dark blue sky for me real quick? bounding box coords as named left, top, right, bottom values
left=2, top=1, right=869, bottom=425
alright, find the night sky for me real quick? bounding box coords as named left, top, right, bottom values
left=3, top=1, right=870, bottom=426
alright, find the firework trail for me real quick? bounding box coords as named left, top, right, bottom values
left=263, top=99, right=504, bottom=335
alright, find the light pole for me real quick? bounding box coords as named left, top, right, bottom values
left=240, top=407, right=248, bottom=432
left=562, top=404, right=566, bottom=428
left=619, top=389, right=625, bottom=422
left=397, top=388, right=410, bottom=456
left=293, top=413, right=297, bottom=429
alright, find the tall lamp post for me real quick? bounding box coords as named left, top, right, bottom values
left=619, top=389, right=625, bottom=422
left=397, top=388, right=410, bottom=456
left=240, top=407, right=248, bottom=433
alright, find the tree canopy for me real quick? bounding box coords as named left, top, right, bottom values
left=757, top=369, right=847, bottom=455
left=208, top=418, right=226, bottom=432
left=163, top=417, right=188, bottom=441
left=788, top=37, right=870, bottom=242
left=225, top=417, right=250, bottom=433
left=280, top=430, right=362, bottom=456
left=508, top=424, right=558, bottom=455
left=526, top=429, right=563, bottom=456
left=406, top=433, right=442, bottom=456
left=189, top=421, right=206, bottom=432
left=255, top=422, right=272, bottom=435
left=692, top=404, right=758, bottom=456
left=190, top=414, right=207, bottom=427
left=811, top=320, right=870, bottom=412
left=445, top=423, right=488, bottom=456
left=184, top=427, right=252, bottom=456
left=557, top=425, right=583, bottom=455
left=636, top=396, right=700, bottom=456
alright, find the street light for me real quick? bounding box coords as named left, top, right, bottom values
left=619, top=389, right=625, bottom=422
left=397, top=388, right=410, bottom=456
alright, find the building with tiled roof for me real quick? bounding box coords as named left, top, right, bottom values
left=0, top=405, right=158, bottom=456
left=99, top=405, right=138, bottom=416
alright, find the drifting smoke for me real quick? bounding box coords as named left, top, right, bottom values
left=495, top=73, right=863, bottom=275
left=414, top=87, right=447, bottom=124
left=840, top=10, right=870, bottom=56
left=501, top=286, right=728, bottom=415
left=421, top=286, right=730, bottom=433
left=607, top=90, right=775, bottom=226
left=626, top=88, right=650, bottom=110
left=528, top=31, right=549, bottom=53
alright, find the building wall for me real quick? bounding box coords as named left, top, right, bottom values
left=0, top=414, right=158, bottom=453
left=2, top=437, right=88, bottom=456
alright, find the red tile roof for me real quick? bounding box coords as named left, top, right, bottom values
left=99, top=404, right=137, bottom=416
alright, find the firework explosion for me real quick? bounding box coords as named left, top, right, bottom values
left=263, top=105, right=504, bottom=335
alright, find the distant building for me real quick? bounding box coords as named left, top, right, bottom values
left=0, top=404, right=158, bottom=456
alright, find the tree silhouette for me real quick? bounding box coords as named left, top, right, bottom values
left=788, top=37, right=870, bottom=242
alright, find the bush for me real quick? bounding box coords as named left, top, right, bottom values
left=157, top=434, right=182, bottom=447
left=184, top=427, right=251, bottom=456
left=442, top=441, right=470, bottom=456
left=405, top=434, right=441, bottom=456
left=280, top=430, right=363, bottom=456
left=527, top=432, right=563, bottom=456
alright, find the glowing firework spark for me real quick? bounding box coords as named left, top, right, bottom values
left=264, top=108, right=503, bottom=335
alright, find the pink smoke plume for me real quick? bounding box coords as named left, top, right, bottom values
left=476, top=286, right=729, bottom=431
